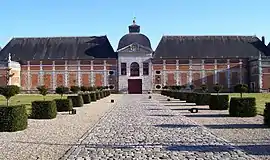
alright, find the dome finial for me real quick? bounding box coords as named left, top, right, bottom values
left=133, top=17, right=136, bottom=25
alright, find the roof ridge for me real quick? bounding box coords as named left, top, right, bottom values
left=163, top=35, right=256, bottom=37
left=12, top=35, right=106, bottom=39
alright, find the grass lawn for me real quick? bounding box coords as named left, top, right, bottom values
left=0, top=94, right=67, bottom=116
left=229, top=93, right=270, bottom=115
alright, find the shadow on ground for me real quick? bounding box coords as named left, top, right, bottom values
left=184, top=114, right=229, bottom=117
left=204, top=124, right=268, bottom=129
left=9, top=141, right=270, bottom=156
left=171, top=108, right=209, bottom=111
left=148, top=114, right=176, bottom=117
left=164, top=104, right=196, bottom=107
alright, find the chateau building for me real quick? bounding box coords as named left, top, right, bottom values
left=0, top=20, right=270, bottom=93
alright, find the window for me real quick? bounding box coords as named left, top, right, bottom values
left=121, top=63, right=127, bottom=75
left=143, top=62, right=149, bottom=75
left=130, top=62, right=140, bottom=76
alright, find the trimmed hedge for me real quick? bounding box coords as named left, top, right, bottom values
left=100, top=91, right=104, bottom=98
left=229, top=97, right=257, bottom=117
left=96, top=92, right=101, bottom=100
left=264, top=103, right=270, bottom=127
left=209, top=95, right=229, bottom=110
left=0, top=105, right=28, bottom=132
left=81, top=94, right=91, bottom=104
left=186, top=92, right=197, bottom=103
left=196, top=93, right=211, bottom=105
left=179, top=92, right=188, bottom=101
left=54, top=99, right=73, bottom=112
left=31, top=101, right=57, bottom=119
left=90, top=92, right=97, bottom=102
left=67, top=95, right=84, bottom=107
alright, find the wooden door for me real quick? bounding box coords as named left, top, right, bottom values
left=128, top=79, right=142, bottom=94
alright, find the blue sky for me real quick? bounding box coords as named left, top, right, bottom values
left=1, top=0, right=269, bottom=50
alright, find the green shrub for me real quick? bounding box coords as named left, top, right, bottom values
left=31, top=101, right=57, bottom=119
left=70, top=86, right=80, bottom=93
left=229, top=97, right=257, bottom=117
left=37, top=85, right=49, bottom=100
left=0, top=105, right=28, bottom=132
left=196, top=93, right=211, bottom=105
left=186, top=92, right=197, bottom=103
left=179, top=92, right=188, bottom=100
left=213, top=83, right=223, bottom=95
left=200, top=84, right=208, bottom=93
left=80, top=86, right=88, bottom=92
left=0, top=85, right=20, bottom=106
left=81, top=94, right=91, bottom=104
left=90, top=92, right=97, bottom=101
left=264, top=103, right=270, bottom=127
left=189, top=84, right=195, bottom=91
left=209, top=95, right=229, bottom=110
left=54, top=99, right=73, bottom=112
left=100, top=91, right=104, bottom=99
left=234, top=84, right=248, bottom=98
left=67, top=95, right=83, bottom=107
left=96, top=92, right=101, bottom=100
left=55, top=86, right=69, bottom=98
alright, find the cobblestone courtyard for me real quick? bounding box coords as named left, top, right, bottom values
left=61, top=94, right=258, bottom=160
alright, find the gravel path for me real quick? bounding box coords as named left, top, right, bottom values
left=163, top=95, right=270, bottom=160
left=62, top=94, right=258, bottom=160
left=0, top=94, right=122, bottom=160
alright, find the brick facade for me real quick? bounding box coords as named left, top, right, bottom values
left=1, top=56, right=270, bottom=93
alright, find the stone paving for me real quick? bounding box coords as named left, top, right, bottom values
left=61, top=94, right=257, bottom=160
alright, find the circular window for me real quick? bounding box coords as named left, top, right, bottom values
left=109, top=85, right=114, bottom=89
left=156, top=71, right=161, bottom=74
left=109, top=71, right=114, bottom=75
left=156, top=85, right=161, bottom=89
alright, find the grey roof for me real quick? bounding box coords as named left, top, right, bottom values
left=0, top=36, right=117, bottom=61
left=154, top=35, right=269, bottom=58
left=117, top=33, right=152, bottom=51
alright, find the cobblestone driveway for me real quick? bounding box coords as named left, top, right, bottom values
left=61, top=94, right=257, bottom=160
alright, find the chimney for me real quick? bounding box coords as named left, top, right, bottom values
left=262, top=36, right=265, bottom=44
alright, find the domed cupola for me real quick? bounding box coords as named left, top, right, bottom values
left=117, top=19, right=152, bottom=51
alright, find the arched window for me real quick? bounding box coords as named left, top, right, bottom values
left=130, top=62, right=140, bottom=76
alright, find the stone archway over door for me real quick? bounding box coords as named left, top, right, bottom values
left=128, top=79, right=142, bottom=94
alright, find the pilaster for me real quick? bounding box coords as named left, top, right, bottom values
left=27, top=61, right=31, bottom=90
left=176, top=60, right=179, bottom=85
left=91, top=60, right=94, bottom=86
left=227, top=59, right=231, bottom=89
left=52, top=61, right=56, bottom=90
left=189, top=59, right=192, bottom=84
left=149, top=60, right=153, bottom=91
left=258, top=53, right=263, bottom=92
left=214, top=59, right=218, bottom=84
left=163, top=60, right=166, bottom=86
left=64, top=60, right=68, bottom=87
left=239, top=59, right=243, bottom=84
left=39, top=61, right=43, bottom=85
left=201, top=59, right=205, bottom=84
left=103, top=60, right=107, bottom=86
left=77, top=60, right=81, bottom=87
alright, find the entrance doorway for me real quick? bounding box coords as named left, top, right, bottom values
left=128, top=79, right=142, bottom=94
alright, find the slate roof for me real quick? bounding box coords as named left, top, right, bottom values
left=117, top=33, right=152, bottom=51
left=154, top=36, right=269, bottom=58
left=0, top=36, right=117, bottom=61
left=268, top=42, right=270, bottom=49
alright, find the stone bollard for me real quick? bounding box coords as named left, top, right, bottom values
left=188, top=108, right=198, bottom=113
